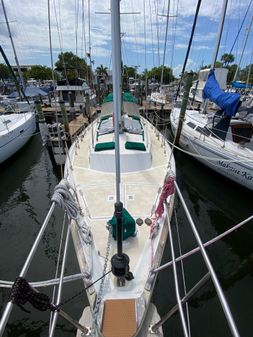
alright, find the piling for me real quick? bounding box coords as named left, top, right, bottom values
left=174, top=72, right=193, bottom=145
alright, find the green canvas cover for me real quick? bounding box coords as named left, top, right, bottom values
left=95, top=142, right=115, bottom=151
left=103, top=91, right=138, bottom=103
left=108, top=208, right=136, bottom=240
left=125, top=141, right=146, bottom=151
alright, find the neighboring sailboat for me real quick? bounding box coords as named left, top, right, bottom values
left=170, top=90, right=253, bottom=190
left=170, top=0, right=253, bottom=191
left=189, top=67, right=228, bottom=103
left=0, top=0, right=36, bottom=164
left=0, top=102, right=36, bottom=164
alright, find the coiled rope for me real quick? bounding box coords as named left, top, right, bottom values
left=51, top=179, right=79, bottom=220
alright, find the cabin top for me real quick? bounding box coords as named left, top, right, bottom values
left=89, top=97, right=151, bottom=173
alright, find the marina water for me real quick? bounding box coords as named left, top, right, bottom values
left=0, top=133, right=252, bottom=337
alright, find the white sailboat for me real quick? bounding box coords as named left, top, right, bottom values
left=170, top=0, right=253, bottom=191
left=0, top=102, right=36, bottom=164
left=63, top=2, right=176, bottom=335
left=189, top=67, right=228, bottom=103
left=0, top=0, right=36, bottom=164
left=0, top=2, right=244, bottom=337
left=170, top=103, right=253, bottom=190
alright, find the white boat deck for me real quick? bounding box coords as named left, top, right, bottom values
left=68, top=119, right=171, bottom=273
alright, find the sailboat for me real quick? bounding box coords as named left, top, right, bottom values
left=189, top=67, right=228, bottom=103
left=170, top=0, right=253, bottom=191
left=0, top=1, right=36, bottom=164
left=63, top=2, right=176, bottom=336
left=0, top=102, right=36, bottom=164
left=0, top=2, right=245, bottom=337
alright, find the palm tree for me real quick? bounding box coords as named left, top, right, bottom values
left=96, top=64, right=108, bottom=77
left=221, top=53, right=235, bottom=67
left=96, top=65, right=108, bottom=104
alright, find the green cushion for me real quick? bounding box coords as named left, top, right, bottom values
left=100, top=114, right=111, bottom=121
left=125, top=141, right=146, bottom=151
left=128, top=114, right=140, bottom=120
left=108, top=208, right=136, bottom=240
left=95, top=142, right=115, bottom=152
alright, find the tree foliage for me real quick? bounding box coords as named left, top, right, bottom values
left=146, top=66, right=174, bottom=84
left=24, top=65, right=52, bottom=80
left=55, top=52, right=90, bottom=80
left=0, top=63, right=10, bottom=79
left=227, top=64, right=238, bottom=84
left=221, top=53, right=235, bottom=67
left=96, top=64, right=108, bottom=77
left=122, top=65, right=137, bottom=79
left=201, top=61, right=223, bottom=69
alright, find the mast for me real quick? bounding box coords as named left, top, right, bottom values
left=233, top=15, right=253, bottom=82
left=202, top=0, right=228, bottom=112
left=111, top=0, right=122, bottom=205
left=1, top=0, right=26, bottom=90
left=110, top=0, right=130, bottom=286
left=210, top=0, right=228, bottom=69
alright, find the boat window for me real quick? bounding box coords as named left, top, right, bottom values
left=196, top=126, right=211, bottom=136
left=122, top=115, right=143, bottom=134
left=2, top=119, right=11, bottom=125
left=187, top=122, right=196, bottom=129
left=97, top=118, right=114, bottom=135
left=231, top=123, right=253, bottom=143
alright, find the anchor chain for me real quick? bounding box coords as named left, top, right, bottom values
left=91, top=225, right=112, bottom=336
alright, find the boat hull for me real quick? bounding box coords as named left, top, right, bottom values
left=0, top=113, right=36, bottom=164
left=170, top=109, right=253, bottom=190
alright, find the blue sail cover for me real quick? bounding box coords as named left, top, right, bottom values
left=232, top=81, right=252, bottom=89
left=203, top=69, right=241, bottom=116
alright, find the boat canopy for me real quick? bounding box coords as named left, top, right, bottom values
left=203, top=69, right=241, bottom=116
left=101, top=92, right=140, bottom=117
left=8, top=87, right=48, bottom=98
left=103, top=92, right=138, bottom=104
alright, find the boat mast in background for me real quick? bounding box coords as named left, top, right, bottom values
left=1, top=0, right=26, bottom=90
left=202, top=0, right=228, bottom=112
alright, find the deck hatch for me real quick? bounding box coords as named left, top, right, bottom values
left=102, top=299, right=137, bottom=337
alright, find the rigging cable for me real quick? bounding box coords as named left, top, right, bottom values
left=143, top=0, right=148, bottom=102
left=47, top=0, right=64, bottom=178
left=48, top=212, right=67, bottom=333
left=149, top=0, right=155, bottom=67
left=81, top=0, right=87, bottom=60
left=87, top=0, right=92, bottom=86
left=222, top=0, right=232, bottom=55
left=246, top=48, right=253, bottom=86
left=228, top=0, right=253, bottom=56
left=174, top=209, right=192, bottom=337
left=53, top=0, right=69, bottom=83
left=130, top=0, right=141, bottom=67
left=75, top=0, right=80, bottom=56
left=160, top=0, right=171, bottom=85
left=154, top=0, right=160, bottom=66
left=175, top=0, right=202, bottom=100
left=170, top=0, right=179, bottom=69
left=233, top=14, right=253, bottom=82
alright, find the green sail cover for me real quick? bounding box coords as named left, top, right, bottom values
left=103, top=92, right=138, bottom=103
left=108, top=208, right=136, bottom=240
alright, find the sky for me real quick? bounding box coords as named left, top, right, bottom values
left=0, top=0, right=252, bottom=77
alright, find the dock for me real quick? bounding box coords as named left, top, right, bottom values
left=68, top=114, right=88, bottom=137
